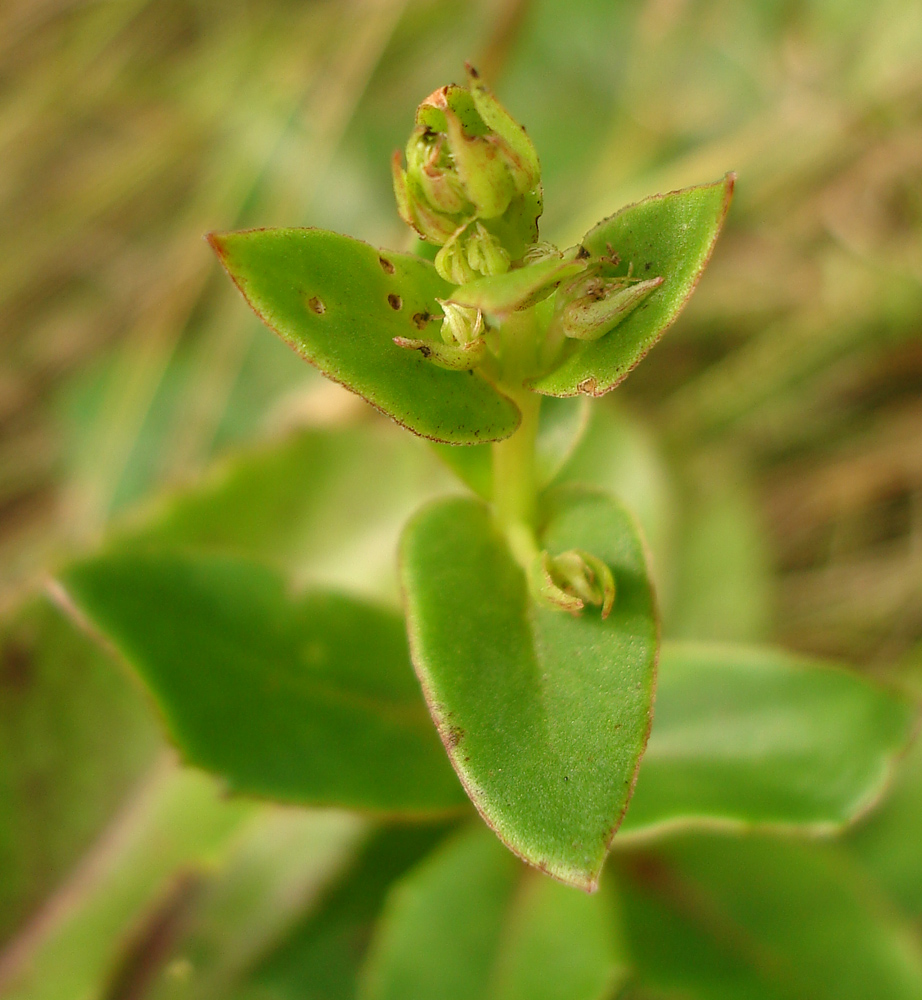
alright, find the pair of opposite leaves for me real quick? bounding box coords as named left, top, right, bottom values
left=71, top=173, right=885, bottom=893
left=208, top=176, right=735, bottom=443
left=136, top=173, right=911, bottom=887
left=194, top=178, right=734, bottom=886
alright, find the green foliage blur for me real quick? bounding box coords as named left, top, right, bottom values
left=1, top=0, right=921, bottom=996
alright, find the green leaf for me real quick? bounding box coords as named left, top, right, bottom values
left=489, top=872, right=627, bottom=1000
left=123, top=424, right=457, bottom=600
left=360, top=823, right=625, bottom=1000
left=244, top=824, right=456, bottom=1000
left=0, top=765, right=251, bottom=1000
left=620, top=642, right=917, bottom=840
left=360, top=825, right=520, bottom=1000
left=400, top=488, right=658, bottom=888
left=448, top=257, right=585, bottom=318
left=0, top=597, right=159, bottom=943
left=209, top=228, right=520, bottom=443
left=667, top=453, right=772, bottom=643
left=59, top=551, right=466, bottom=815
left=430, top=395, right=590, bottom=501
left=529, top=175, right=734, bottom=397
left=848, top=731, right=922, bottom=917
left=617, top=832, right=922, bottom=1000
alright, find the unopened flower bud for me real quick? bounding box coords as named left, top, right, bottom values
left=392, top=299, right=487, bottom=372
left=550, top=265, right=664, bottom=343
left=392, top=66, right=543, bottom=267
left=438, top=299, right=484, bottom=347
left=530, top=548, right=615, bottom=618
left=434, top=235, right=478, bottom=285
left=464, top=222, right=510, bottom=276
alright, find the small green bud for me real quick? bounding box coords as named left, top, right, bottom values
left=392, top=67, right=543, bottom=267
left=465, top=222, right=511, bottom=276
left=435, top=221, right=511, bottom=284
left=392, top=299, right=486, bottom=372
left=437, top=299, right=484, bottom=347
left=550, top=264, right=664, bottom=343
left=435, top=234, right=478, bottom=285
left=530, top=548, right=615, bottom=618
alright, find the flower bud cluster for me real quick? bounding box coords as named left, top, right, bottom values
left=392, top=65, right=543, bottom=284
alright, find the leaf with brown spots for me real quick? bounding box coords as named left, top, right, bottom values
left=209, top=228, right=520, bottom=444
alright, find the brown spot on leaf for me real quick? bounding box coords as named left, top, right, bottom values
left=578, top=376, right=599, bottom=395
left=1, top=639, right=32, bottom=690
left=412, top=311, right=431, bottom=330
left=379, top=256, right=395, bottom=274
left=388, top=293, right=402, bottom=311
left=446, top=725, right=465, bottom=749
left=307, top=296, right=325, bottom=314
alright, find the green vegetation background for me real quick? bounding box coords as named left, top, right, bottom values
left=1, top=0, right=921, bottom=995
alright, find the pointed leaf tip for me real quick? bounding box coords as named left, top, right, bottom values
left=529, top=174, right=734, bottom=397
left=209, top=227, right=521, bottom=444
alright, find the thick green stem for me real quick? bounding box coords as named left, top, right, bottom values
left=492, top=309, right=542, bottom=569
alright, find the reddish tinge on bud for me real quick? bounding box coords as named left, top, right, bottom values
left=392, top=65, right=543, bottom=284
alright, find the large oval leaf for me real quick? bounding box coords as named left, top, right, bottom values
left=122, top=423, right=458, bottom=599
left=620, top=642, right=918, bottom=840
left=529, top=175, right=734, bottom=397
left=59, top=551, right=466, bottom=816
left=360, top=823, right=624, bottom=1000
left=618, top=832, right=922, bottom=1000
left=400, top=488, right=658, bottom=889
left=209, top=228, right=520, bottom=443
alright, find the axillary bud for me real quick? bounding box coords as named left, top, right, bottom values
left=530, top=548, right=615, bottom=618
left=550, top=264, right=664, bottom=343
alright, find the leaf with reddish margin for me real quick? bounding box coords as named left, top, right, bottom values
left=209, top=228, right=521, bottom=444
left=529, top=175, right=734, bottom=397
left=59, top=550, right=467, bottom=816
left=400, top=488, right=658, bottom=889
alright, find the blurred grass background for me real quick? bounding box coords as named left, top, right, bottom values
left=1, top=0, right=921, bottom=989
